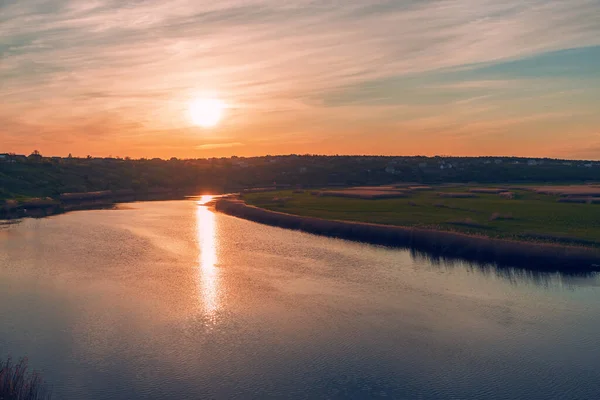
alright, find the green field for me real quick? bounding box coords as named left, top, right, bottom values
left=243, top=186, right=600, bottom=247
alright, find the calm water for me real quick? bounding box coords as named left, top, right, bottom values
left=1, top=199, right=600, bottom=399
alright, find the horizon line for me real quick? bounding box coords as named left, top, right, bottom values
left=4, top=152, right=599, bottom=163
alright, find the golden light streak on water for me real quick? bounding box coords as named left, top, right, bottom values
left=196, top=195, right=214, bottom=205
left=196, top=196, right=219, bottom=317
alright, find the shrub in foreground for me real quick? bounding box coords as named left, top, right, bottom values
left=0, top=357, right=51, bottom=400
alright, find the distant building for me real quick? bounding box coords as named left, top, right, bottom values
left=494, top=159, right=503, bottom=164
left=584, top=163, right=593, bottom=168
left=527, top=160, right=538, bottom=166
left=418, top=162, right=428, bottom=168
left=385, top=166, right=396, bottom=174
left=299, top=167, right=307, bottom=173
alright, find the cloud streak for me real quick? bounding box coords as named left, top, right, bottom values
left=1, top=0, right=600, bottom=158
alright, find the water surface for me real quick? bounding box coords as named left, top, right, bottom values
left=1, top=200, right=599, bottom=399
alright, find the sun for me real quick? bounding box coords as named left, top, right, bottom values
left=189, top=98, right=225, bottom=128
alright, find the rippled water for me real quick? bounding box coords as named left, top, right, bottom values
left=1, top=199, right=600, bottom=399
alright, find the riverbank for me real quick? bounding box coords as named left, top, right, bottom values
left=215, top=198, right=600, bottom=270
left=244, top=186, right=600, bottom=247
left=0, top=189, right=195, bottom=220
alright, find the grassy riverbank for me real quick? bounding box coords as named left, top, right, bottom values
left=0, top=190, right=192, bottom=220
left=216, top=196, right=600, bottom=270
left=242, top=185, right=600, bottom=248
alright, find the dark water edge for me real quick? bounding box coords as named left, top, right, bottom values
left=215, top=198, right=600, bottom=273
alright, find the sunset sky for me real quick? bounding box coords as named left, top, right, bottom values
left=2, top=0, right=599, bottom=159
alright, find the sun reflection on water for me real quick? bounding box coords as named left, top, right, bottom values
left=196, top=196, right=219, bottom=317
left=197, top=195, right=214, bottom=206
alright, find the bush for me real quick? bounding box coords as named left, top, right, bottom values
left=0, top=357, right=51, bottom=400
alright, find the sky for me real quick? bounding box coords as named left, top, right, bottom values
left=1, top=0, right=600, bottom=159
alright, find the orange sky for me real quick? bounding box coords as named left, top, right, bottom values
left=2, top=1, right=600, bottom=159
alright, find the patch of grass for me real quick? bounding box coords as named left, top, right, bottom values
left=244, top=185, right=600, bottom=247
left=437, top=192, right=478, bottom=198
left=318, top=189, right=407, bottom=199
left=489, top=212, right=514, bottom=221
left=447, top=218, right=490, bottom=229
left=469, top=188, right=505, bottom=194
left=217, top=198, right=600, bottom=270
left=533, top=185, right=600, bottom=196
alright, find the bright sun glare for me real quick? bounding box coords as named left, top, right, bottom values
left=189, top=98, right=225, bottom=128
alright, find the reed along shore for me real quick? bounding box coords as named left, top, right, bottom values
left=215, top=198, right=600, bottom=271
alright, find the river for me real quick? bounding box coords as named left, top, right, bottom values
left=1, top=199, right=599, bottom=399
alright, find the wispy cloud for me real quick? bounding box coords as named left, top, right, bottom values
left=1, top=0, right=600, bottom=157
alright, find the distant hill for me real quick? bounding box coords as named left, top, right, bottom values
left=1, top=153, right=599, bottom=201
